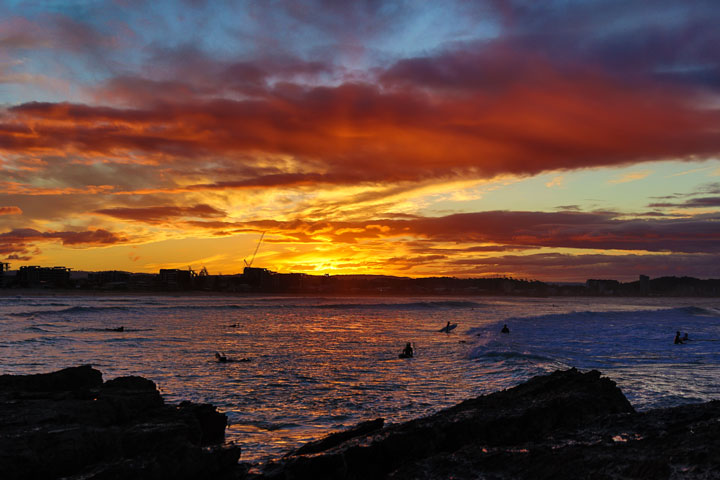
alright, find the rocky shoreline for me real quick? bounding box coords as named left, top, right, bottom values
left=0, top=365, right=240, bottom=479
left=1, top=366, right=718, bottom=479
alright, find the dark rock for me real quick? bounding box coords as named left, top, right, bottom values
left=0, top=365, right=102, bottom=392
left=291, top=418, right=384, bottom=456
left=0, top=366, right=241, bottom=480
left=178, top=401, right=229, bottom=445
left=257, top=369, right=720, bottom=480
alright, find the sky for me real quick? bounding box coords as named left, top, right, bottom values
left=1, top=0, right=719, bottom=282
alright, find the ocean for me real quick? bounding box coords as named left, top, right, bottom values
left=1, top=294, right=718, bottom=462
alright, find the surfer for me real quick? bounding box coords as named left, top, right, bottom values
left=682, top=332, right=689, bottom=342
left=215, top=352, right=251, bottom=363
left=399, top=343, right=414, bottom=358
left=501, top=324, right=510, bottom=334
left=674, top=331, right=684, bottom=345
left=440, top=322, right=457, bottom=333
left=106, top=326, right=124, bottom=332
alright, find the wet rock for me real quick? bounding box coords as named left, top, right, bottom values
left=0, top=365, right=241, bottom=480
left=257, top=369, right=720, bottom=480
left=291, top=418, right=385, bottom=456
left=178, top=401, right=229, bottom=445
left=0, top=364, right=102, bottom=392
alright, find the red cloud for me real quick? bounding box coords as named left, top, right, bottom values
left=0, top=206, right=22, bottom=215
left=2, top=45, right=719, bottom=188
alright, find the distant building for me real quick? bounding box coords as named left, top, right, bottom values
left=87, top=270, right=132, bottom=289
left=586, top=279, right=620, bottom=295
left=158, top=269, right=193, bottom=289
left=17, top=266, right=72, bottom=288
left=242, top=267, right=273, bottom=289
left=1, top=263, right=10, bottom=287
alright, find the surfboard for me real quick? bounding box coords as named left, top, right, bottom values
left=439, top=323, right=457, bottom=333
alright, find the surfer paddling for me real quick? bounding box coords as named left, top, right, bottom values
left=215, top=352, right=251, bottom=363
left=399, top=343, right=414, bottom=359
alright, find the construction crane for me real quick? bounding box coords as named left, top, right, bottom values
left=244, top=232, right=265, bottom=268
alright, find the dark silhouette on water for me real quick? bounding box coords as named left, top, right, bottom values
left=399, top=342, right=414, bottom=359
left=439, top=322, right=457, bottom=333
left=683, top=332, right=689, bottom=342
left=501, top=324, right=510, bottom=334
left=674, top=331, right=684, bottom=344
left=215, top=352, right=251, bottom=363
left=107, top=326, right=124, bottom=332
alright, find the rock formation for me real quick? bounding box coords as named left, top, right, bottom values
left=3, top=366, right=718, bottom=479
left=0, top=365, right=240, bottom=480
left=258, top=369, right=720, bottom=480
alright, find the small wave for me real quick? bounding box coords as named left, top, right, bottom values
left=158, top=304, right=248, bottom=311
left=26, top=326, right=50, bottom=332
left=151, top=301, right=485, bottom=312
left=236, top=420, right=300, bottom=431
left=72, top=327, right=139, bottom=332
left=20, top=302, right=71, bottom=307
left=676, top=306, right=720, bottom=317
left=470, top=349, right=553, bottom=362
left=311, top=301, right=485, bottom=310
left=10, top=305, right=132, bottom=317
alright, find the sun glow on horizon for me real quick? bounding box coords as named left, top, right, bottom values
left=1, top=1, right=720, bottom=282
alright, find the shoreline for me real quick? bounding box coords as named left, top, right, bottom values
left=2, top=288, right=719, bottom=299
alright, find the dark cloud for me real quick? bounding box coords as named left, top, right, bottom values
left=0, top=227, right=127, bottom=261
left=0, top=228, right=126, bottom=245
left=95, top=204, right=226, bottom=223
left=486, top=0, right=720, bottom=89
left=448, top=252, right=720, bottom=282
left=648, top=196, right=720, bottom=209
left=192, top=210, right=720, bottom=254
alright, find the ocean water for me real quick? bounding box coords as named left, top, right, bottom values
left=1, top=294, right=719, bottom=462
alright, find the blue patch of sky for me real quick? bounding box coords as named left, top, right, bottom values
left=1, top=0, right=503, bottom=103
left=421, top=160, right=720, bottom=216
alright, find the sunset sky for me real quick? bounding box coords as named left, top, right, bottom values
left=1, top=0, right=719, bottom=281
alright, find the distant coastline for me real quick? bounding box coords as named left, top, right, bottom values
left=2, top=266, right=719, bottom=297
